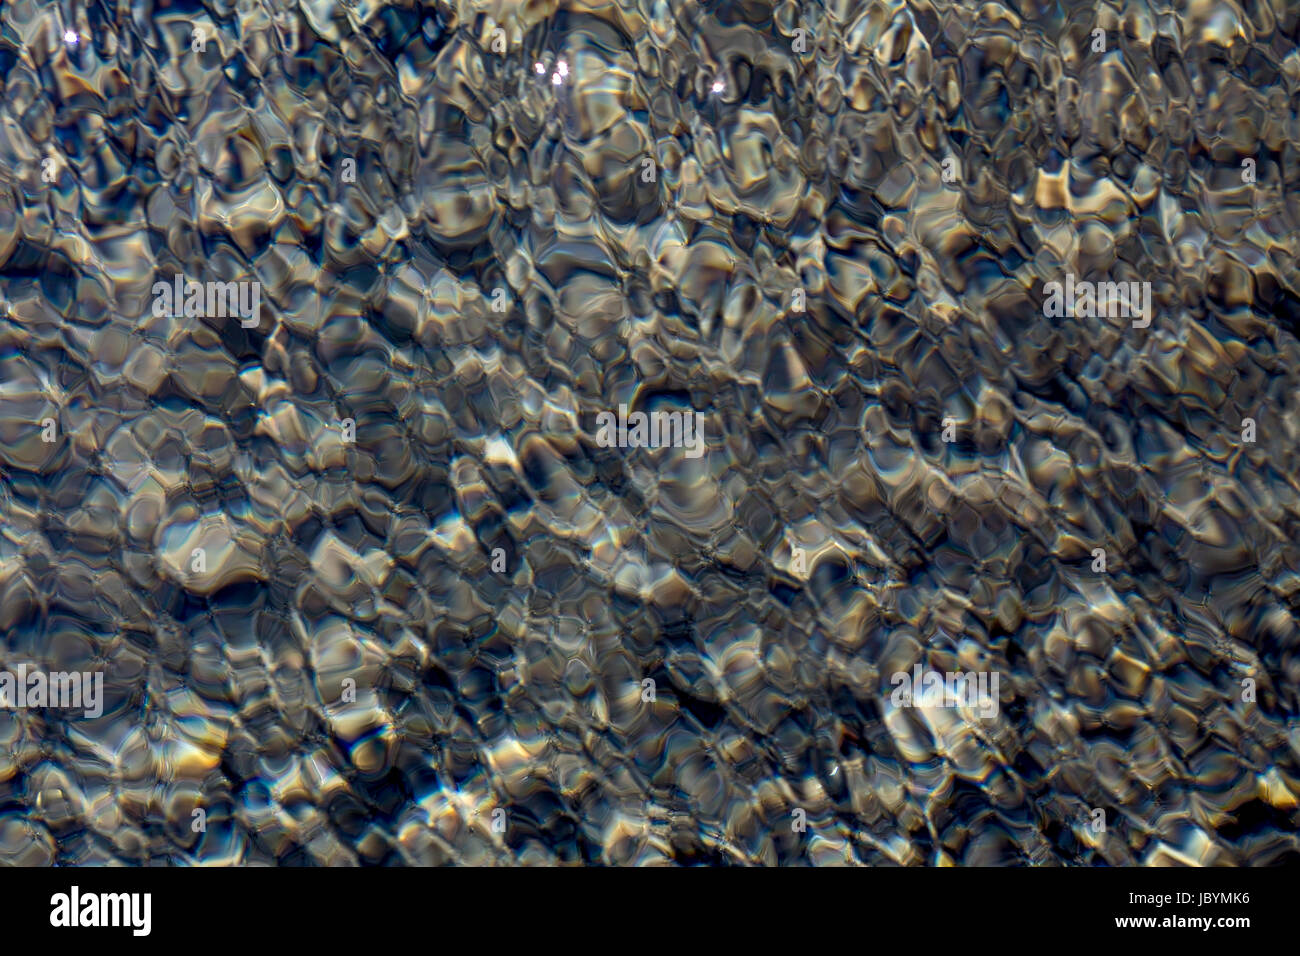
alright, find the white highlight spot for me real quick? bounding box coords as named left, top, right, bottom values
left=534, top=62, right=545, bottom=75
left=556, top=60, right=568, bottom=78
left=63, top=29, right=79, bottom=45
left=711, top=78, right=725, bottom=93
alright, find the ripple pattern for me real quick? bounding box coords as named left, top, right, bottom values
left=0, top=0, right=1298, bottom=865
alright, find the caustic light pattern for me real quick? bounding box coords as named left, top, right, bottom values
left=0, top=0, right=1298, bottom=865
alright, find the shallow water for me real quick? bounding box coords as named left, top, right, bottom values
left=0, top=0, right=1298, bottom=865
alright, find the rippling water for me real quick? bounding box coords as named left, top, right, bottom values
left=0, top=0, right=1298, bottom=865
